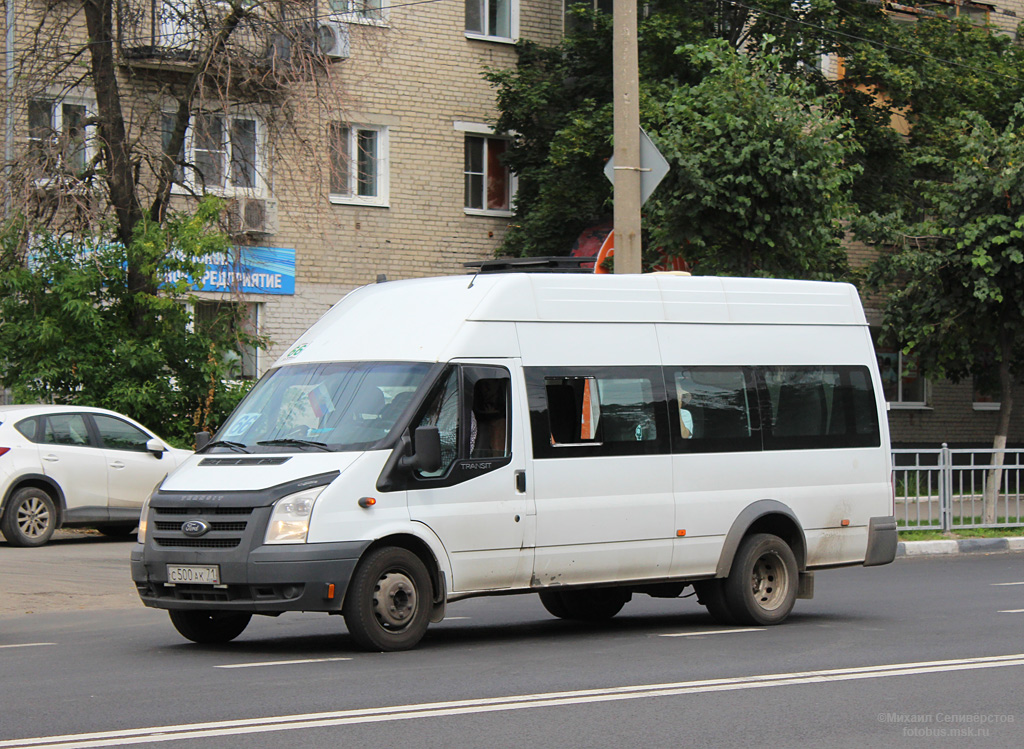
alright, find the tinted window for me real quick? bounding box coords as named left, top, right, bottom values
left=762, top=366, right=880, bottom=450
left=42, top=414, right=91, bottom=446
left=92, top=414, right=151, bottom=452
left=528, top=368, right=668, bottom=458
left=669, top=367, right=760, bottom=453
left=14, top=417, right=41, bottom=442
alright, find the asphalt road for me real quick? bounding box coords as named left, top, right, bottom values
left=2, top=537, right=1023, bottom=748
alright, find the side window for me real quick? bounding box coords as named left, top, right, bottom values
left=14, top=417, right=40, bottom=442
left=414, top=368, right=460, bottom=478
left=92, top=415, right=152, bottom=452
left=42, top=414, right=91, bottom=446
left=529, top=368, right=667, bottom=458
left=470, top=377, right=510, bottom=459
left=669, top=367, right=759, bottom=453
left=762, top=366, right=880, bottom=450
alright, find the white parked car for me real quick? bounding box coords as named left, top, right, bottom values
left=0, top=405, right=191, bottom=546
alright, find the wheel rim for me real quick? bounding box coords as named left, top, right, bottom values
left=17, top=497, right=51, bottom=539
left=372, top=570, right=418, bottom=631
left=750, top=551, right=789, bottom=612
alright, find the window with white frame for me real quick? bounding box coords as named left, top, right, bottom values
left=163, top=112, right=265, bottom=194
left=194, top=301, right=259, bottom=380
left=28, top=97, right=94, bottom=178
left=463, top=133, right=514, bottom=215
left=327, top=0, right=387, bottom=22
left=329, top=122, right=389, bottom=206
left=872, top=330, right=927, bottom=407
left=465, top=0, right=518, bottom=41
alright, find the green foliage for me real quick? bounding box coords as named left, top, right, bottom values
left=0, top=198, right=266, bottom=446
left=865, top=109, right=1024, bottom=394
left=646, top=43, right=858, bottom=278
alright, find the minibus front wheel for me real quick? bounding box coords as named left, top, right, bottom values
left=168, top=610, right=252, bottom=644
left=723, top=533, right=798, bottom=625
left=343, top=546, right=432, bottom=651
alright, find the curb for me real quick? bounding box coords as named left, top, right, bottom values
left=897, top=537, right=1024, bottom=558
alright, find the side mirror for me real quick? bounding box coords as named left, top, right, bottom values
left=194, top=431, right=212, bottom=451
left=400, top=426, right=441, bottom=474
left=146, top=438, right=167, bottom=459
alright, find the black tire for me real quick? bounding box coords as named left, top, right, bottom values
left=693, top=579, right=738, bottom=625
left=541, top=588, right=629, bottom=621
left=95, top=525, right=137, bottom=539
left=723, top=533, right=798, bottom=626
left=538, top=590, right=572, bottom=619
left=168, top=610, right=252, bottom=644
left=1, top=487, right=58, bottom=547
left=343, top=546, right=433, bottom=652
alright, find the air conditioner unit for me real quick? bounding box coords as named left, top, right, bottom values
left=229, top=197, right=279, bottom=236
left=315, top=20, right=350, bottom=60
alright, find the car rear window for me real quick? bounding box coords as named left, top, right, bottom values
left=14, top=417, right=40, bottom=442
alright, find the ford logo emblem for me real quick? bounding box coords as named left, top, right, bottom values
left=181, top=519, right=210, bottom=537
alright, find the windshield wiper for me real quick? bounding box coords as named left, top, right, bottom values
left=202, top=439, right=251, bottom=454
left=257, top=438, right=332, bottom=452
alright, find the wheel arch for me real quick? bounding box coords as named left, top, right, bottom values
left=715, top=499, right=807, bottom=578
left=2, top=474, right=66, bottom=523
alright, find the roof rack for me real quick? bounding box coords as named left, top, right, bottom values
left=464, top=256, right=597, bottom=274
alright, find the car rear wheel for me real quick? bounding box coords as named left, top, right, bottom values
left=1, top=487, right=58, bottom=547
left=723, top=533, right=798, bottom=626
left=95, top=525, right=137, bottom=539
left=168, top=610, right=252, bottom=644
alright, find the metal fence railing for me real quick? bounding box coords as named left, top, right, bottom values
left=893, top=446, right=1024, bottom=531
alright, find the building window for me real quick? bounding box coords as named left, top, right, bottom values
left=327, top=0, right=386, bottom=22
left=464, top=135, right=513, bottom=215
left=329, top=122, right=388, bottom=206
left=873, top=331, right=927, bottom=407
left=165, top=113, right=264, bottom=194
left=194, top=301, right=259, bottom=379
left=465, top=0, right=518, bottom=41
left=28, top=97, right=94, bottom=178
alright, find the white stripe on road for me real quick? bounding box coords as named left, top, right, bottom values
left=998, top=609, right=1024, bottom=613
left=991, top=582, right=1024, bottom=586
left=659, top=628, right=764, bottom=638
left=0, top=643, right=55, bottom=650
left=215, top=657, right=352, bottom=669
left=3, top=653, right=1024, bottom=749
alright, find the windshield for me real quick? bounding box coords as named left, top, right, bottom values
left=214, top=362, right=432, bottom=452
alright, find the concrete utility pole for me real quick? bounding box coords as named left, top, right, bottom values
left=612, top=0, right=642, bottom=274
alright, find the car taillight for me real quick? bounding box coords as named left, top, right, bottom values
left=0, top=447, right=9, bottom=457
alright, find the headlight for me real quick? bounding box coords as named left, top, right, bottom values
left=137, top=494, right=153, bottom=543
left=264, top=486, right=326, bottom=544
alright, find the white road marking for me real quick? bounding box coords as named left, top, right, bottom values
left=0, top=643, right=55, bottom=650
left=991, top=582, right=1024, bottom=586
left=215, top=657, right=352, bottom=669
left=4, top=653, right=1024, bottom=748
left=998, top=609, right=1024, bottom=613
left=659, top=628, right=764, bottom=638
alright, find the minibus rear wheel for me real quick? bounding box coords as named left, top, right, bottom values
left=344, top=546, right=432, bottom=651
left=539, top=588, right=628, bottom=621
left=693, top=580, right=737, bottom=625
left=723, top=533, right=798, bottom=625
left=168, top=610, right=252, bottom=643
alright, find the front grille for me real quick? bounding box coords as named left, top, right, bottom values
left=154, top=538, right=240, bottom=549
left=154, top=521, right=247, bottom=532
left=155, top=507, right=253, bottom=515
left=137, top=582, right=306, bottom=604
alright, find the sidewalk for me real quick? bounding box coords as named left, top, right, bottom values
left=898, top=537, right=1024, bottom=558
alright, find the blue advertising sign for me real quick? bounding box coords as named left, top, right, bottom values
left=191, top=246, right=295, bottom=295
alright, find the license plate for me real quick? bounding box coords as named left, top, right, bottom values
left=166, top=564, right=221, bottom=585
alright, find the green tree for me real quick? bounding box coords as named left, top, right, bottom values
left=0, top=198, right=265, bottom=446
left=866, top=110, right=1024, bottom=521
left=647, top=43, right=858, bottom=278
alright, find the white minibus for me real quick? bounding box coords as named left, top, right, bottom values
left=131, top=273, right=897, bottom=650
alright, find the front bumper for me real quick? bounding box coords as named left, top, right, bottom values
left=131, top=540, right=371, bottom=613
